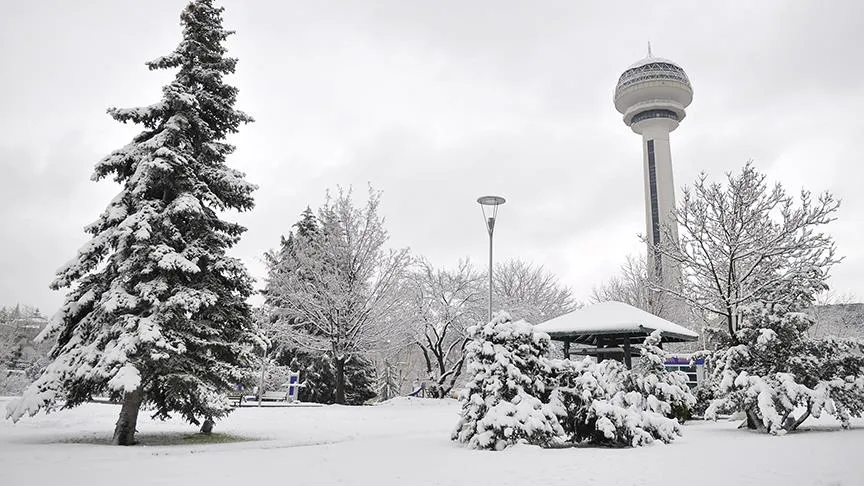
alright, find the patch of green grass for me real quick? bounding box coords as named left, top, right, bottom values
left=140, top=432, right=254, bottom=446
left=61, top=432, right=256, bottom=446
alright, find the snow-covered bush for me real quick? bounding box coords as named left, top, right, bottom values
left=547, top=332, right=692, bottom=447
left=262, top=365, right=294, bottom=393
left=691, top=383, right=716, bottom=418
left=0, top=369, right=30, bottom=396
left=451, top=312, right=563, bottom=450
left=629, top=330, right=697, bottom=421
left=453, top=319, right=694, bottom=449
left=706, top=303, right=864, bottom=434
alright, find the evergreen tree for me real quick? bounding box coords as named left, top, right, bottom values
left=453, top=321, right=691, bottom=449
left=451, top=312, right=563, bottom=450
left=344, top=355, right=377, bottom=404
left=5, top=0, right=258, bottom=446
left=294, top=206, right=318, bottom=239
left=376, top=359, right=403, bottom=402
left=547, top=356, right=684, bottom=447
left=280, top=349, right=376, bottom=405
left=628, top=330, right=696, bottom=421
left=706, top=303, right=864, bottom=433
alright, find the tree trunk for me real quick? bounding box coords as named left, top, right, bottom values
left=200, top=419, right=214, bottom=434
left=334, top=356, right=346, bottom=405
left=112, top=388, right=144, bottom=446
left=787, top=408, right=811, bottom=432
left=743, top=407, right=765, bottom=431
left=726, top=312, right=736, bottom=343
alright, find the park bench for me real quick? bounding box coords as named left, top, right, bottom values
left=227, top=391, right=246, bottom=407
left=259, top=390, right=289, bottom=402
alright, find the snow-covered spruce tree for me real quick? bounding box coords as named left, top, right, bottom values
left=628, top=330, right=697, bottom=421
left=451, top=312, right=563, bottom=450
left=5, top=0, right=259, bottom=445
left=705, top=303, right=864, bottom=434
left=547, top=353, right=688, bottom=447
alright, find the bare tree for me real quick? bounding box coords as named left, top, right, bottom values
left=266, top=187, right=411, bottom=404
left=808, top=291, right=863, bottom=339
left=407, top=259, right=485, bottom=398
left=591, top=255, right=669, bottom=315
left=492, top=259, right=579, bottom=324
left=656, top=162, right=841, bottom=343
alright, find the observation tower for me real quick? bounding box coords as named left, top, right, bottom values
left=614, top=45, right=692, bottom=286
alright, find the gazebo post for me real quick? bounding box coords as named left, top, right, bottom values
left=623, top=339, right=632, bottom=369
left=596, top=338, right=606, bottom=363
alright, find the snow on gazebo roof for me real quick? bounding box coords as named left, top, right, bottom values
left=534, top=301, right=698, bottom=343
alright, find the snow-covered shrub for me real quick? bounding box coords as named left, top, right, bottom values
left=629, top=330, right=697, bottom=421
left=706, top=303, right=864, bottom=434
left=262, top=365, right=294, bottom=392
left=453, top=319, right=693, bottom=449
left=547, top=333, right=691, bottom=448
left=451, top=312, right=563, bottom=450
left=0, top=369, right=30, bottom=396
left=691, top=383, right=717, bottom=418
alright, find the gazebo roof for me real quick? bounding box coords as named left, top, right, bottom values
left=534, top=301, right=698, bottom=344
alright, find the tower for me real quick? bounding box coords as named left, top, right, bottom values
left=614, top=47, right=692, bottom=289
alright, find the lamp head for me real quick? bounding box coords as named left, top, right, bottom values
left=477, top=195, right=506, bottom=235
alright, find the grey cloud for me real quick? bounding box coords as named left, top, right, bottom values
left=2, top=0, right=863, bottom=311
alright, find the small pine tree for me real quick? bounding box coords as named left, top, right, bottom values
left=282, top=350, right=376, bottom=404
left=344, top=355, right=377, bottom=405
left=294, top=207, right=318, bottom=239
left=547, top=356, right=685, bottom=448
left=454, top=321, right=692, bottom=449
left=5, top=0, right=259, bottom=445
left=376, top=360, right=403, bottom=401
left=629, top=330, right=696, bottom=421
left=706, top=303, right=864, bottom=434
left=451, top=312, right=563, bottom=450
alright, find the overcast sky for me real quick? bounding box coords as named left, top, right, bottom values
left=1, top=0, right=863, bottom=314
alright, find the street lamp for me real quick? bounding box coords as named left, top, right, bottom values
left=477, top=195, right=505, bottom=322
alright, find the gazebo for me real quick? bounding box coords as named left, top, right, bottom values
left=534, top=301, right=698, bottom=369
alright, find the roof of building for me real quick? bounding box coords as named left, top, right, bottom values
left=534, top=301, right=699, bottom=343
left=616, top=55, right=692, bottom=95
left=625, top=55, right=683, bottom=70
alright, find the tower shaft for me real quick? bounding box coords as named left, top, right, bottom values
left=638, top=121, right=680, bottom=289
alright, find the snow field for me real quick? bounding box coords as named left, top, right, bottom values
left=1, top=396, right=862, bottom=486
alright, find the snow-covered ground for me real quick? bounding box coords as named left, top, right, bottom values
left=1, top=396, right=862, bottom=486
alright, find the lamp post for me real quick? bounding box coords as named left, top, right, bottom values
left=477, top=196, right=506, bottom=322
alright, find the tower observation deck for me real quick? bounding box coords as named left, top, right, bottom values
left=614, top=47, right=693, bottom=288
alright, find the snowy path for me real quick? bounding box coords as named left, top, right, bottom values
left=1, top=397, right=862, bottom=485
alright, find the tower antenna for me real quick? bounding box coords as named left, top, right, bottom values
left=647, top=41, right=653, bottom=58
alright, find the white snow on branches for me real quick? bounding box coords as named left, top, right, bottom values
left=453, top=319, right=693, bottom=450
